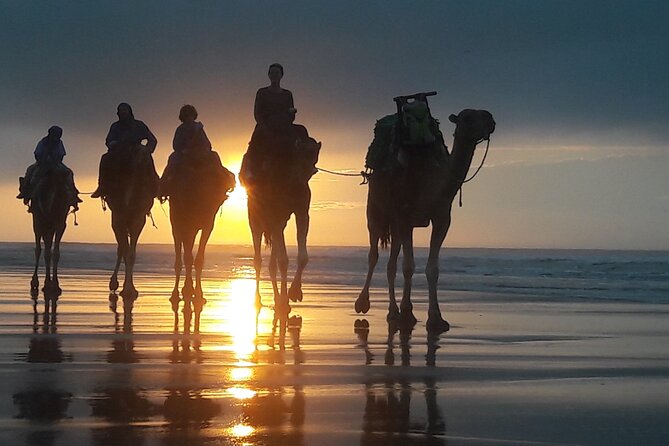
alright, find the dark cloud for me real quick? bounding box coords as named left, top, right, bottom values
left=1, top=1, right=667, bottom=179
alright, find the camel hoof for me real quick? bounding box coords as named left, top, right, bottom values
left=170, top=290, right=181, bottom=312
left=181, top=286, right=195, bottom=299
left=109, top=293, right=118, bottom=313
left=109, top=276, right=119, bottom=292
left=122, top=296, right=134, bottom=313
left=30, top=276, right=39, bottom=293
left=120, top=288, right=139, bottom=302
left=193, top=296, right=207, bottom=312
left=30, top=287, right=39, bottom=299
left=386, top=305, right=400, bottom=323
left=355, top=295, right=371, bottom=314
left=275, top=301, right=291, bottom=320
left=426, top=316, right=450, bottom=334
left=399, top=310, right=418, bottom=327
left=288, top=284, right=303, bottom=302
left=384, top=348, right=395, bottom=366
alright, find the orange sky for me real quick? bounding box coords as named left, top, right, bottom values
left=1, top=2, right=668, bottom=250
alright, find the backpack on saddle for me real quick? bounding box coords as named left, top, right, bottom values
left=365, top=91, right=448, bottom=172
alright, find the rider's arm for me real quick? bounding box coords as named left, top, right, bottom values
left=253, top=88, right=266, bottom=127
left=143, top=123, right=158, bottom=153
left=105, top=123, right=120, bottom=151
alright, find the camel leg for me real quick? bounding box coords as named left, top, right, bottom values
left=181, top=229, right=197, bottom=333
left=109, top=213, right=126, bottom=294
left=251, top=227, right=263, bottom=308
left=120, top=214, right=146, bottom=309
left=425, top=216, right=451, bottom=334
left=171, top=231, right=182, bottom=326
left=249, top=203, right=264, bottom=308
left=270, top=226, right=289, bottom=350
left=273, top=228, right=289, bottom=313
left=31, top=232, right=41, bottom=298
left=399, top=224, right=417, bottom=327
left=43, top=232, right=53, bottom=299
left=51, top=224, right=65, bottom=299
left=356, top=231, right=378, bottom=314
left=269, top=243, right=280, bottom=305
left=386, top=231, right=401, bottom=322
left=289, top=210, right=309, bottom=303
left=193, top=222, right=214, bottom=333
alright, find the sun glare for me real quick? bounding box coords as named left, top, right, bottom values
left=228, top=423, right=255, bottom=438
left=227, top=387, right=257, bottom=400
left=225, top=183, right=248, bottom=210
left=205, top=278, right=260, bottom=359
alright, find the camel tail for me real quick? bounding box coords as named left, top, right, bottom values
left=263, top=232, right=272, bottom=248
left=379, top=226, right=391, bottom=250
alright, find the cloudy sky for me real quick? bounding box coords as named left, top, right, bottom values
left=1, top=1, right=667, bottom=249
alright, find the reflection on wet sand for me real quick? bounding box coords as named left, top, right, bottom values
left=13, top=302, right=72, bottom=446
left=356, top=319, right=447, bottom=445
left=90, top=313, right=154, bottom=446
left=235, top=309, right=306, bottom=446
left=91, top=286, right=306, bottom=445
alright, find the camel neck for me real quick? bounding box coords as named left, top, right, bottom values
left=447, top=136, right=478, bottom=191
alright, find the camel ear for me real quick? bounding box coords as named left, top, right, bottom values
left=449, top=114, right=458, bottom=123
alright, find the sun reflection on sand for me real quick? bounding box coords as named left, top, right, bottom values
left=227, top=387, right=257, bottom=400
left=201, top=277, right=275, bottom=385
left=228, top=423, right=255, bottom=437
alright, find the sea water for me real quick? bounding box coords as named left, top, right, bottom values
left=1, top=242, right=667, bottom=304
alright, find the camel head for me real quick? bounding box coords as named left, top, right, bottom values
left=295, top=137, right=321, bottom=181
left=448, top=109, right=495, bottom=143
left=401, top=100, right=437, bottom=146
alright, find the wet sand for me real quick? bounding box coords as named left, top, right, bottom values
left=1, top=270, right=669, bottom=445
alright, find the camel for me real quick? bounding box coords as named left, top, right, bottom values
left=355, top=106, right=495, bottom=333
left=244, top=129, right=320, bottom=340
left=25, top=159, right=77, bottom=304
left=164, top=152, right=235, bottom=333
left=103, top=145, right=158, bottom=312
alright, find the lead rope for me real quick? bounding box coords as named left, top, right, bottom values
left=148, top=211, right=158, bottom=229
left=459, top=137, right=491, bottom=207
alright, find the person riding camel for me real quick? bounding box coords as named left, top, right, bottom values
left=91, top=102, right=158, bottom=199
left=17, top=126, right=82, bottom=211
left=159, top=105, right=235, bottom=202
left=242, top=63, right=296, bottom=184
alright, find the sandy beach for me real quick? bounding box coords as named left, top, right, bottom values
left=1, top=245, right=669, bottom=445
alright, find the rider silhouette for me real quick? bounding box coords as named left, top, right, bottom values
left=17, top=126, right=82, bottom=211
left=91, top=103, right=158, bottom=199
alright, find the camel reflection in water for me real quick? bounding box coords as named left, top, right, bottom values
left=13, top=302, right=72, bottom=446
left=90, top=315, right=153, bottom=446
left=234, top=309, right=306, bottom=446
left=355, top=319, right=447, bottom=445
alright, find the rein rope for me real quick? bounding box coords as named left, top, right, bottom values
left=458, top=136, right=491, bottom=207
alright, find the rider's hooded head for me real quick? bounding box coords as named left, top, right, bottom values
left=117, top=103, right=134, bottom=121
left=47, top=126, right=63, bottom=141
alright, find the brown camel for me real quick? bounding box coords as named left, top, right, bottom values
left=25, top=159, right=77, bottom=305
left=104, top=145, right=158, bottom=312
left=355, top=108, right=496, bottom=333
left=164, top=152, right=235, bottom=333
left=244, top=130, right=320, bottom=339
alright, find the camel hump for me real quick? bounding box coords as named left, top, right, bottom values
left=365, top=114, right=398, bottom=170
left=161, top=150, right=235, bottom=204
